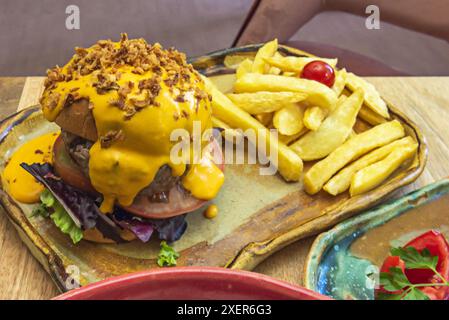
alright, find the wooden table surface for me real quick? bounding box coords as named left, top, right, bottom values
left=1, top=76, right=448, bottom=299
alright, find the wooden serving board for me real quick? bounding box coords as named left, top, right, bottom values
left=0, top=44, right=427, bottom=291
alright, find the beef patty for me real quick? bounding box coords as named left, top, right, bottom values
left=61, top=130, right=182, bottom=203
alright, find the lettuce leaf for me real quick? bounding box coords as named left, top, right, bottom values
left=157, top=241, right=179, bottom=267
left=50, top=199, right=84, bottom=244
left=33, top=189, right=83, bottom=244
left=23, top=163, right=188, bottom=244
left=22, top=163, right=124, bottom=243
left=113, top=209, right=187, bottom=243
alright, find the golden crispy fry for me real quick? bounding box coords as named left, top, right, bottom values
left=346, top=72, right=390, bottom=119
left=263, top=56, right=338, bottom=73
left=332, top=68, right=347, bottom=96
left=324, top=137, right=415, bottom=195
left=252, top=39, right=278, bottom=73
left=303, top=106, right=325, bottom=131
left=211, top=116, right=244, bottom=141
left=291, top=89, right=364, bottom=161
left=227, top=91, right=307, bottom=114
left=224, top=54, right=252, bottom=69
left=273, top=103, right=304, bottom=135
left=350, top=142, right=418, bottom=196
left=267, top=53, right=283, bottom=75
left=337, top=95, right=347, bottom=104
left=348, top=130, right=357, bottom=139
left=278, top=127, right=308, bottom=145
left=304, top=120, right=405, bottom=194
left=236, top=59, right=253, bottom=79
left=268, top=66, right=282, bottom=75
left=255, top=112, right=273, bottom=127
left=358, top=106, right=387, bottom=126
left=203, top=75, right=303, bottom=181
left=234, top=73, right=338, bottom=110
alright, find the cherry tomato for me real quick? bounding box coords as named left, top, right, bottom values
left=377, top=230, right=449, bottom=300
left=300, top=61, right=335, bottom=87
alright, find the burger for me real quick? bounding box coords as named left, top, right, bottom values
left=26, top=34, right=224, bottom=244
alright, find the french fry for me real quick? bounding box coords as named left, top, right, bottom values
left=224, top=54, right=252, bottom=69
left=304, top=120, right=405, bottom=194
left=324, top=137, right=415, bottom=195
left=303, top=106, right=325, bottom=131
left=290, top=89, right=364, bottom=161
left=203, top=75, right=303, bottom=181
left=273, top=103, right=304, bottom=135
left=358, top=106, right=387, bottom=126
left=268, top=66, right=282, bottom=75
left=255, top=112, right=273, bottom=127
left=346, top=72, right=390, bottom=119
left=332, top=68, right=347, bottom=96
left=252, top=39, right=278, bottom=74
left=264, top=56, right=338, bottom=73
left=350, top=142, right=418, bottom=196
left=236, top=59, right=253, bottom=79
left=283, top=71, right=297, bottom=77
left=227, top=91, right=307, bottom=114
left=212, top=116, right=244, bottom=141
left=348, top=130, right=357, bottom=139
left=278, top=127, right=308, bottom=145
left=234, top=73, right=338, bottom=110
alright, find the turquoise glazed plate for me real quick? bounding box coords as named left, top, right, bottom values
left=304, top=178, right=449, bottom=300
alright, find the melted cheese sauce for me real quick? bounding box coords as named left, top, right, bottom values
left=40, top=41, right=224, bottom=212
left=2, top=132, right=59, bottom=203
left=183, top=157, right=224, bottom=200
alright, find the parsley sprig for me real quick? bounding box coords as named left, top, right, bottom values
left=157, top=241, right=180, bottom=267
left=378, top=247, right=449, bottom=300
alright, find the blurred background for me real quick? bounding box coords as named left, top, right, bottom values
left=0, top=0, right=448, bottom=76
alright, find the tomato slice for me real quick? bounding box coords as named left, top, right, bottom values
left=404, top=230, right=449, bottom=300
left=53, top=135, right=97, bottom=194
left=53, top=135, right=224, bottom=219
left=377, top=230, right=449, bottom=300
left=378, top=256, right=406, bottom=295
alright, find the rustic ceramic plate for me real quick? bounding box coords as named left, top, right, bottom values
left=0, top=44, right=426, bottom=292
left=54, top=267, right=330, bottom=300
left=304, top=178, right=449, bottom=300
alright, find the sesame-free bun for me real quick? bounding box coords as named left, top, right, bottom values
left=83, top=227, right=136, bottom=243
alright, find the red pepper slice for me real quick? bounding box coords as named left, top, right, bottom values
left=378, top=230, right=449, bottom=300
left=404, top=230, right=449, bottom=300
left=378, top=256, right=406, bottom=295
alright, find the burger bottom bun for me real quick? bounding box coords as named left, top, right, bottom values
left=83, top=227, right=136, bottom=244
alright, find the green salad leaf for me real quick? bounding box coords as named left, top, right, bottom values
left=157, top=241, right=179, bottom=267
left=32, top=189, right=83, bottom=244
left=390, top=246, right=438, bottom=270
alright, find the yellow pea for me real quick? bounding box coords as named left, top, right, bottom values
left=204, top=204, right=218, bottom=219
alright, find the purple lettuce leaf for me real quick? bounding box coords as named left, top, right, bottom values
left=113, top=209, right=187, bottom=243
left=21, top=163, right=124, bottom=243
left=151, top=215, right=187, bottom=242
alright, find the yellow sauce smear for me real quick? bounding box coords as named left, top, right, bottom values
left=40, top=39, right=224, bottom=212
left=2, top=132, right=59, bottom=203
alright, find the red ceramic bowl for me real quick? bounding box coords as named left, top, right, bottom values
left=54, top=267, right=330, bottom=300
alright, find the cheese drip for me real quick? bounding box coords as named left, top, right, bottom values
left=2, top=132, right=59, bottom=203
left=40, top=36, right=223, bottom=212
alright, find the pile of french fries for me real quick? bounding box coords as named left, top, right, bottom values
left=205, top=39, right=418, bottom=198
